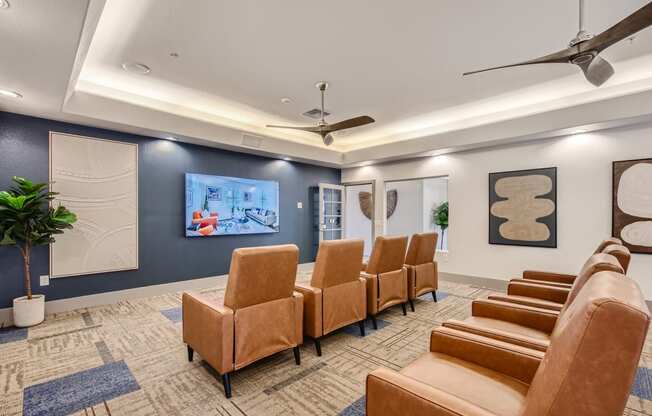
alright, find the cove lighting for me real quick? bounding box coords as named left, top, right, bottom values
left=0, top=89, right=22, bottom=98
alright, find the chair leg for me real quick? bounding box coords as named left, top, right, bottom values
left=314, top=338, right=322, bottom=357
left=187, top=345, right=194, bottom=362
left=293, top=346, right=301, bottom=365
left=222, top=373, right=232, bottom=399
left=408, top=299, right=415, bottom=312
left=432, top=291, right=437, bottom=302
left=401, top=302, right=407, bottom=316
left=358, top=320, right=366, bottom=337
left=370, top=315, right=378, bottom=330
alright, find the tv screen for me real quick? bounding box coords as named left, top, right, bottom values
left=185, top=173, right=279, bottom=237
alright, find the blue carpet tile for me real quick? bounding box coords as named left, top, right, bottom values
left=0, top=326, right=28, bottom=344
left=418, top=290, right=449, bottom=302
left=339, top=396, right=365, bottom=416
left=23, top=360, right=140, bottom=416
left=341, top=319, right=390, bottom=338
left=632, top=367, right=652, bottom=401
left=161, top=307, right=183, bottom=323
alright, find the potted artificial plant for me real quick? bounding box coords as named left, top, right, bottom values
left=0, top=177, right=76, bottom=327
left=433, top=201, right=448, bottom=250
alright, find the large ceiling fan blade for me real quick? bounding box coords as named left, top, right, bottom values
left=326, top=115, right=375, bottom=132
left=463, top=47, right=579, bottom=76
left=266, top=124, right=322, bottom=133
left=581, top=2, right=652, bottom=53
left=579, top=55, right=615, bottom=86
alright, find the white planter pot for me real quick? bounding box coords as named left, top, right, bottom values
left=13, top=295, right=45, bottom=327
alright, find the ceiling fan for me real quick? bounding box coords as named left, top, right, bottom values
left=266, top=82, right=375, bottom=146
left=463, top=0, right=652, bottom=86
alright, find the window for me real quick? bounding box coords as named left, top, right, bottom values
left=385, top=176, right=448, bottom=251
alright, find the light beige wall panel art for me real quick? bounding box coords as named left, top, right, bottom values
left=49, top=132, right=138, bottom=277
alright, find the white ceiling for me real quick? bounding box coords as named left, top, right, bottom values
left=2, top=0, right=652, bottom=166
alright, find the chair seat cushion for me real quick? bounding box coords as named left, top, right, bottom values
left=487, top=295, right=564, bottom=312
left=461, top=317, right=551, bottom=342
left=400, top=352, right=527, bottom=416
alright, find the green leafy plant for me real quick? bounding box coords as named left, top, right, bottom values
left=433, top=201, right=448, bottom=249
left=0, top=177, right=77, bottom=299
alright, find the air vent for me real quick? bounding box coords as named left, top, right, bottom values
left=241, top=134, right=263, bottom=148
left=302, top=108, right=330, bottom=119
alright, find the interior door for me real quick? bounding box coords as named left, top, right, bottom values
left=318, top=183, right=345, bottom=242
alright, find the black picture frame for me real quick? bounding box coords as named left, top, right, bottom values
left=488, top=167, right=557, bottom=248
left=612, top=158, right=652, bottom=254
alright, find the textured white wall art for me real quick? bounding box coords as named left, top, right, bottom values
left=49, top=132, right=139, bottom=277
left=614, top=159, right=652, bottom=253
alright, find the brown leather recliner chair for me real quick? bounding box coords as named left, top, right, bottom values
left=512, top=238, right=626, bottom=288
left=405, top=232, right=438, bottom=312
left=182, top=244, right=303, bottom=398
left=443, top=253, right=624, bottom=351
left=295, top=239, right=366, bottom=356
left=366, top=271, right=650, bottom=416
left=362, top=235, right=409, bottom=329
left=497, top=245, right=631, bottom=311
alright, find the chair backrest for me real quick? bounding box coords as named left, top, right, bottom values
left=561, top=253, right=624, bottom=312
left=405, top=232, right=438, bottom=266
left=224, top=244, right=299, bottom=310
left=523, top=271, right=650, bottom=416
left=366, top=235, right=408, bottom=275
left=593, top=237, right=622, bottom=254
left=311, top=239, right=364, bottom=288
left=602, top=244, right=631, bottom=273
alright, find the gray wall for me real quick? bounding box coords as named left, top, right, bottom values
left=0, top=111, right=340, bottom=309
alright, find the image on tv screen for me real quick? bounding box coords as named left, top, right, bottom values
left=185, top=173, right=279, bottom=237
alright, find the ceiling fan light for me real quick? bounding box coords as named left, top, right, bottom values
left=323, top=134, right=334, bottom=146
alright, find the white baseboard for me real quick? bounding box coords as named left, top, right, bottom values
left=0, top=262, right=316, bottom=328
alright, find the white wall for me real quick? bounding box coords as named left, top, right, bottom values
left=345, top=184, right=374, bottom=256
left=342, top=123, right=652, bottom=299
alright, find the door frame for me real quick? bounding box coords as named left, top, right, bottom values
left=318, top=182, right=346, bottom=243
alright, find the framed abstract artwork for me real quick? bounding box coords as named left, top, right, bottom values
left=489, top=167, right=557, bottom=248
left=613, top=158, right=652, bottom=254
left=49, top=132, right=139, bottom=277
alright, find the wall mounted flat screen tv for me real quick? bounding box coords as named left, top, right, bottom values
left=185, top=173, right=279, bottom=237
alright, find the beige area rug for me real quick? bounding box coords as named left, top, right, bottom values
left=1, top=272, right=651, bottom=416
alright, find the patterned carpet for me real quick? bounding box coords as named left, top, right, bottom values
left=1, top=272, right=652, bottom=416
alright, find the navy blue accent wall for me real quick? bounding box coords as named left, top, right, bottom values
left=0, top=111, right=340, bottom=309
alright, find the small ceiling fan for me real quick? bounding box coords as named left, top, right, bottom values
left=267, top=82, right=375, bottom=146
left=463, top=0, right=652, bottom=86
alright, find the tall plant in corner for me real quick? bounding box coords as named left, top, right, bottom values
left=433, top=201, right=448, bottom=250
left=0, top=177, right=76, bottom=327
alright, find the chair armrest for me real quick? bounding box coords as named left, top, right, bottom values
left=294, top=283, right=322, bottom=338
left=361, top=272, right=378, bottom=314
left=508, top=281, right=570, bottom=304
left=291, top=291, right=304, bottom=344
left=472, top=299, right=558, bottom=334
left=361, top=261, right=368, bottom=272
left=366, top=367, right=497, bottom=416
left=523, top=270, right=576, bottom=284
left=429, top=326, right=543, bottom=384
left=513, top=278, right=571, bottom=289
left=182, top=292, right=234, bottom=374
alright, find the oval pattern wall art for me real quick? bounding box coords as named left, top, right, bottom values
left=613, top=158, right=652, bottom=254
left=489, top=167, right=557, bottom=248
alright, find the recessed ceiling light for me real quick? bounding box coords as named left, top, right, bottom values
left=0, top=89, right=22, bottom=98
left=0, top=0, right=10, bottom=9
left=281, top=97, right=292, bottom=104
left=121, top=62, right=151, bottom=75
